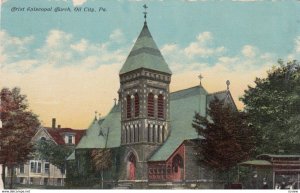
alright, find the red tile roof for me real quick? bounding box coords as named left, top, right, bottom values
left=45, top=127, right=85, bottom=145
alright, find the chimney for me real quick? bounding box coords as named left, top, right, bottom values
left=52, top=118, right=56, bottom=128
left=58, top=125, right=61, bottom=129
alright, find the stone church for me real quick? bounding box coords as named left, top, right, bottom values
left=67, top=17, right=236, bottom=189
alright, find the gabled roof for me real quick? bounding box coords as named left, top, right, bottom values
left=67, top=151, right=75, bottom=161
left=207, top=90, right=237, bottom=110
left=150, top=86, right=235, bottom=161
left=149, top=86, right=206, bottom=161
left=75, top=85, right=235, bottom=162
left=76, top=103, right=121, bottom=149
left=119, top=22, right=172, bottom=75
left=45, top=127, right=85, bottom=145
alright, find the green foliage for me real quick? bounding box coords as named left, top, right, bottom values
left=240, top=60, right=300, bottom=154
left=36, top=139, right=72, bottom=173
left=65, top=149, right=117, bottom=189
left=90, top=149, right=112, bottom=171
left=192, top=98, right=255, bottom=172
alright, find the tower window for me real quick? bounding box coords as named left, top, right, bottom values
left=157, top=94, right=164, bottom=119
left=147, top=93, right=154, bottom=117
left=134, top=93, right=139, bottom=117
left=126, top=95, right=132, bottom=118
left=148, top=124, right=151, bottom=142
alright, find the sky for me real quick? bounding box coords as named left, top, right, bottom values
left=1, top=0, right=300, bottom=129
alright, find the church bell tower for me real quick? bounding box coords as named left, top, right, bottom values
left=118, top=5, right=172, bottom=180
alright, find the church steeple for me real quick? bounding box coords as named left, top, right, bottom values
left=118, top=7, right=172, bottom=180
left=119, top=9, right=172, bottom=75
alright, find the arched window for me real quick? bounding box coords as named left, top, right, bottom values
left=172, top=154, right=183, bottom=173
left=162, top=126, right=165, bottom=142
left=134, top=93, right=139, bottom=117
left=147, top=124, right=151, bottom=142
left=126, top=95, right=131, bottom=119
left=157, top=94, right=164, bottom=119
left=147, top=93, right=154, bottom=117
left=128, top=153, right=136, bottom=180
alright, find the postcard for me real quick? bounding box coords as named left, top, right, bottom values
left=0, top=0, right=299, bottom=190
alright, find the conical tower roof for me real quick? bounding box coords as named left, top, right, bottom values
left=119, top=22, right=172, bottom=75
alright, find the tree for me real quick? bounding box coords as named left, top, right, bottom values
left=90, top=149, right=112, bottom=189
left=90, top=149, right=112, bottom=172
left=240, top=60, right=300, bottom=154
left=36, top=139, right=73, bottom=180
left=0, top=87, right=40, bottom=189
left=192, top=98, right=255, bottom=182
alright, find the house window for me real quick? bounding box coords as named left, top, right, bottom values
left=30, top=161, right=42, bottom=173
left=19, top=177, right=25, bottom=184
left=44, top=163, right=49, bottom=174
left=68, top=135, right=73, bottom=144
left=40, top=137, right=46, bottom=141
left=147, top=93, right=154, bottom=117
left=134, top=93, right=139, bottom=117
left=30, top=177, right=33, bottom=184
left=57, top=178, right=62, bottom=186
left=126, top=95, right=132, bottom=118
left=44, top=178, right=48, bottom=185
left=19, top=164, right=24, bottom=174
left=157, top=94, right=164, bottom=119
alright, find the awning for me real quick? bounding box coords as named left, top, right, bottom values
left=239, top=160, right=272, bottom=167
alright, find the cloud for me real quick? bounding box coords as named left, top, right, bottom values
left=241, top=45, right=257, bottom=58
left=160, top=33, right=277, bottom=109
left=0, top=30, right=34, bottom=65
left=184, top=32, right=225, bottom=58
left=70, top=39, right=88, bottom=53
left=295, top=36, right=300, bottom=53
left=45, top=30, right=72, bottom=48
left=0, top=62, right=121, bottom=129
left=109, top=29, right=125, bottom=44
left=72, top=0, right=87, bottom=6
left=161, top=32, right=226, bottom=73
left=31, top=29, right=127, bottom=68
left=1, top=28, right=296, bottom=128
left=0, top=28, right=130, bottom=128
left=286, top=36, right=300, bottom=61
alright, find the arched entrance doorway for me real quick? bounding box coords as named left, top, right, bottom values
left=172, top=154, right=183, bottom=180
left=127, top=153, right=136, bottom=180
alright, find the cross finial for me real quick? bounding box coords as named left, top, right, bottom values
left=143, top=4, right=148, bottom=22
left=226, top=80, right=230, bottom=91
left=94, top=110, right=98, bottom=121
left=198, top=74, right=204, bottom=86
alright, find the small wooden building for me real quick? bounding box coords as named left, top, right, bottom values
left=240, top=154, right=300, bottom=189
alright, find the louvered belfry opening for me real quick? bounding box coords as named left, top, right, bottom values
left=127, top=95, right=132, bottom=118
left=147, top=93, right=154, bottom=117
left=134, top=93, right=140, bottom=117
left=157, top=94, right=164, bottom=119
